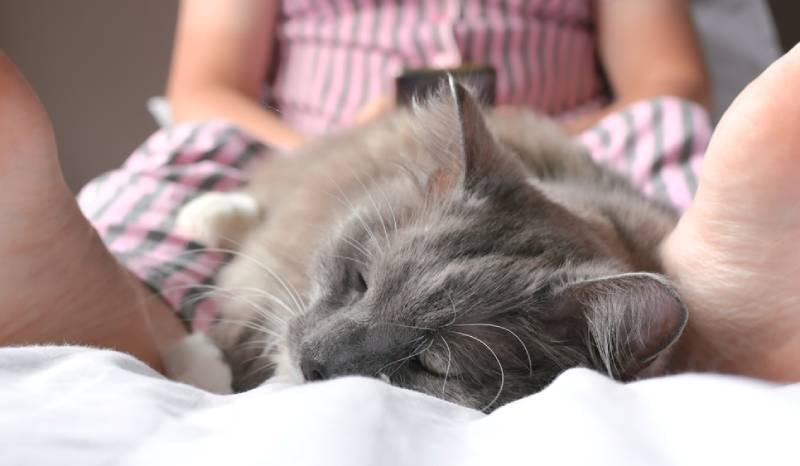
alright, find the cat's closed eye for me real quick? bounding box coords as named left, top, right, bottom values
left=416, top=350, right=455, bottom=377
left=352, top=269, right=368, bottom=294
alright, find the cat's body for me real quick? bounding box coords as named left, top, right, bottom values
left=178, top=81, right=686, bottom=411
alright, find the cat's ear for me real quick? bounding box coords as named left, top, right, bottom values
left=448, top=75, right=499, bottom=180
left=555, top=272, right=688, bottom=380
left=436, top=76, right=524, bottom=196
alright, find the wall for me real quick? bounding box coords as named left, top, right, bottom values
left=768, top=0, right=800, bottom=51
left=0, top=0, right=178, bottom=191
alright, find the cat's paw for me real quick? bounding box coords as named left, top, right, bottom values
left=176, top=192, right=261, bottom=248
left=162, top=332, right=234, bottom=394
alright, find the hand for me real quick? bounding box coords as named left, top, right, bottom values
left=351, top=94, right=395, bottom=127
left=662, top=45, right=800, bottom=381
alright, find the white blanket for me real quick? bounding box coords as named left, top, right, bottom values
left=1, top=346, right=798, bottom=466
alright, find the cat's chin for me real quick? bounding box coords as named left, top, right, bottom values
left=270, top=346, right=305, bottom=385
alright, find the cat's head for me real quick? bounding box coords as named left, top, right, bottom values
left=286, top=78, right=687, bottom=411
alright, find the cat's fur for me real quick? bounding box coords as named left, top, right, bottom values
left=179, top=80, right=687, bottom=411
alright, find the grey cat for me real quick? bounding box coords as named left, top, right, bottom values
left=178, top=78, right=687, bottom=412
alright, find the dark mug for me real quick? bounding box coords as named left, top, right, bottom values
left=395, top=64, right=497, bottom=107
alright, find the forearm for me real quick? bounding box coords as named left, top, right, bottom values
left=170, top=86, right=304, bottom=151
left=572, top=0, right=710, bottom=135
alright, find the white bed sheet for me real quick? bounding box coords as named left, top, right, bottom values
left=2, top=346, right=798, bottom=466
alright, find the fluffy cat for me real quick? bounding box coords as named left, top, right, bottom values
left=176, top=79, right=687, bottom=411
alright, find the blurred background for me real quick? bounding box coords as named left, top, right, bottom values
left=0, top=0, right=797, bottom=192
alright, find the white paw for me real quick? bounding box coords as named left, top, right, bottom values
left=176, top=192, right=261, bottom=248
left=162, top=332, right=233, bottom=394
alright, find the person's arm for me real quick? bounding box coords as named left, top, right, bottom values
left=565, top=0, right=710, bottom=133
left=167, top=0, right=304, bottom=151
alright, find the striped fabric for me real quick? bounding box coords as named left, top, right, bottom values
left=77, top=0, right=712, bottom=326
left=270, top=0, right=604, bottom=134
left=78, top=122, right=269, bottom=329
left=580, top=97, right=710, bottom=211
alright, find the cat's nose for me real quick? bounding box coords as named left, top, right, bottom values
left=301, top=358, right=329, bottom=382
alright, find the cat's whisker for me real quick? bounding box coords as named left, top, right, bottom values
left=177, top=283, right=297, bottom=323
left=253, top=293, right=300, bottom=320
left=452, top=323, right=533, bottom=377
left=236, top=336, right=281, bottom=351
left=189, top=283, right=297, bottom=319
left=238, top=285, right=300, bottom=319
left=303, top=220, right=373, bottom=259
left=386, top=161, right=429, bottom=211
left=235, top=340, right=281, bottom=367
left=442, top=290, right=535, bottom=330
left=441, top=339, right=468, bottom=388
left=374, top=355, right=404, bottom=378
left=306, top=218, right=374, bottom=259
left=451, top=331, right=505, bottom=412
left=245, top=261, right=305, bottom=316
left=162, top=246, right=307, bottom=315
left=390, top=338, right=435, bottom=378
left=240, top=254, right=307, bottom=315
left=167, top=285, right=258, bottom=315
left=322, top=253, right=369, bottom=268
left=344, top=164, right=391, bottom=248
left=446, top=290, right=459, bottom=326
left=375, top=338, right=433, bottom=377
left=336, top=233, right=374, bottom=259
left=404, top=334, right=428, bottom=346
left=440, top=336, right=453, bottom=399
left=323, top=172, right=383, bottom=253
left=375, top=181, right=399, bottom=234
left=215, top=317, right=284, bottom=340
left=443, top=290, right=487, bottom=328
left=222, top=303, right=288, bottom=330
left=374, top=321, right=435, bottom=331
left=242, top=357, right=277, bottom=382
left=385, top=360, right=406, bottom=379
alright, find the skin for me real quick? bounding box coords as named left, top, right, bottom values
left=167, top=0, right=709, bottom=140
left=662, top=44, right=800, bottom=380
left=167, top=0, right=304, bottom=151
left=564, top=0, right=710, bottom=132
left=0, top=53, right=186, bottom=371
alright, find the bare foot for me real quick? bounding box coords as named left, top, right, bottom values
left=663, top=45, right=800, bottom=380
left=0, top=53, right=182, bottom=369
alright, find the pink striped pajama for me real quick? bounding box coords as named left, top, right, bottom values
left=78, top=0, right=711, bottom=327
left=270, top=0, right=603, bottom=134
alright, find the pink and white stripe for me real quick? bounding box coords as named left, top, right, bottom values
left=578, top=96, right=712, bottom=212
left=271, top=0, right=603, bottom=133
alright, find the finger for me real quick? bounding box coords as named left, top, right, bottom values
left=352, top=94, right=395, bottom=126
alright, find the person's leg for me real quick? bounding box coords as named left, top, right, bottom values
left=663, top=45, right=800, bottom=380
left=0, top=53, right=184, bottom=370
